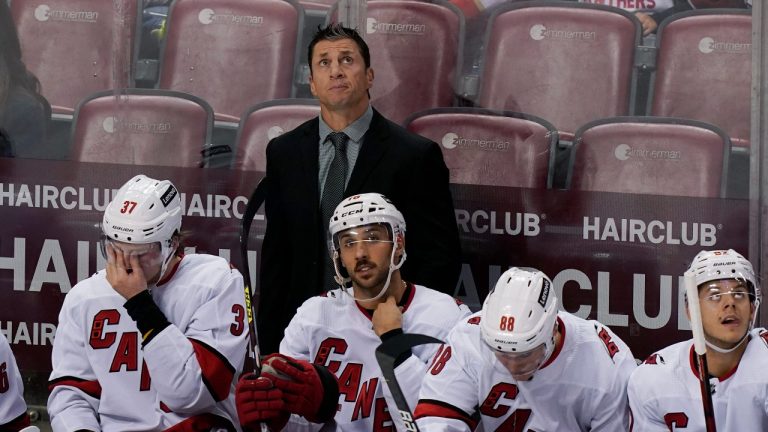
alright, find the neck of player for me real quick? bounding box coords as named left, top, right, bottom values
left=706, top=337, right=748, bottom=378
left=355, top=271, right=406, bottom=308
left=320, top=101, right=369, bottom=132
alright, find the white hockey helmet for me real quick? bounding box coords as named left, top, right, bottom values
left=686, top=249, right=759, bottom=300
left=686, top=249, right=761, bottom=353
left=327, top=193, right=406, bottom=301
left=481, top=267, right=559, bottom=358
left=102, top=175, right=182, bottom=277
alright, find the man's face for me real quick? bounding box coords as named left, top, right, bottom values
left=309, top=38, right=373, bottom=113
left=103, top=238, right=164, bottom=284
left=337, top=224, right=399, bottom=295
left=697, top=279, right=755, bottom=349
left=494, top=343, right=547, bottom=381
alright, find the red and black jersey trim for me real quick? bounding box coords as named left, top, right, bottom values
left=541, top=316, right=566, bottom=370
left=189, top=338, right=236, bottom=402
left=688, top=344, right=739, bottom=381
left=414, top=399, right=478, bottom=430
left=48, top=376, right=102, bottom=399
left=157, top=255, right=184, bottom=286
left=0, top=411, right=31, bottom=431
left=356, top=282, right=415, bottom=320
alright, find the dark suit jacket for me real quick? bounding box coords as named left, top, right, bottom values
left=256, top=109, right=461, bottom=353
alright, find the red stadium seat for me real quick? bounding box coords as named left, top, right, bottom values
left=475, top=1, right=641, bottom=140
left=70, top=89, right=213, bottom=167
left=649, top=10, right=751, bottom=148
left=233, top=99, right=320, bottom=172
left=405, top=108, right=557, bottom=188
left=566, top=117, right=730, bottom=198
left=11, top=0, right=141, bottom=115
left=327, top=0, right=464, bottom=124
left=157, top=0, right=302, bottom=122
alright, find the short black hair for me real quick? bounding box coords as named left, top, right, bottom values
left=307, top=23, right=371, bottom=75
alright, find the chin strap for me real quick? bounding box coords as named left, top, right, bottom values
left=705, top=298, right=760, bottom=354
left=336, top=239, right=407, bottom=304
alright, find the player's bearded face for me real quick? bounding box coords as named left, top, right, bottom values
left=697, top=279, right=756, bottom=349
left=101, top=237, right=164, bottom=282
left=337, top=224, right=395, bottom=294
left=494, top=344, right=547, bottom=381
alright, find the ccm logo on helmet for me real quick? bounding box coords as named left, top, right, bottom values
left=341, top=209, right=363, bottom=218
left=160, top=186, right=177, bottom=207
left=537, top=279, right=550, bottom=308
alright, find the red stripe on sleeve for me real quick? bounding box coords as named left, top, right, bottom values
left=0, top=411, right=31, bottom=431
left=414, top=399, right=478, bottom=430
left=189, top=339, right=235, bottom=402
left=48, top=376, right=102, bottom=399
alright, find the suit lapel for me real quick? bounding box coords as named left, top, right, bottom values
left=346, top=109, right=389, bottom=194
left=299, top=118, right=321, bottom=207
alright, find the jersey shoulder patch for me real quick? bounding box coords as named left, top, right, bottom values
left=593, top=323, right=621, bottom=360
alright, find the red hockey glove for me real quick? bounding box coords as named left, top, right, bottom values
left=260, top=353, right=339, bottom=423
left=235, top=374, right=289, bottom=431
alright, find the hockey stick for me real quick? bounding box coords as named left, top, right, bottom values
left=684, top=271, right=717, bottom=432
left=376, top=333, right=444, bottom=432
left=240, top=177, right=270, bottom=432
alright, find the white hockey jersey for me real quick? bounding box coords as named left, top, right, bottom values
left=628, top=328, right=768, bottom=431
left=279, top=283, right=471, bottom=431
left=48, top=254, right=249, bottom=432
left=415, top=311, right=637, bottom=432
left=0, top=332, right=29, bottom=429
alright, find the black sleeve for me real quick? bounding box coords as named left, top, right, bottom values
left=399, top=141, right=462, bottom=295
left=310, top=364, right=340, bottom=423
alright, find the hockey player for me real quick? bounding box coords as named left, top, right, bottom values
left=628, top=249, right=767, bottom=430
left=235, top=193, right=471, bottom=431
left=414, top=267, right=637, bottom=431
left=0, top=332, right=38, bottom=431
left=48, top=175, right=249, bottom=431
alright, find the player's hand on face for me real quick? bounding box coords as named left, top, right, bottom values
left=105, top=242, right=148, bottom=300
left=372, top=295, right=403, bottom=337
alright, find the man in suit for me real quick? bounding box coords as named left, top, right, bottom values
left=256, top=23, right=461, bottom=354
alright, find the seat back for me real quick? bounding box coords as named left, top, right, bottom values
left=70, top=89, right=213, bottom=167
left=649, top=10, right=751, bottom=147
left=158, top=0, right=302, bottom=122
left=233, top=99, right=320, bottom=171
left=327, top=0, right=463, bottom=124
left=11, top=0, right=140, bottom=114
left=406, top=108, right=557, bottom=188
left=477, top=1, right=640, bottom=139
left=567, top=117, right=730, bottom=198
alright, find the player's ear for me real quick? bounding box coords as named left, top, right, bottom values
left=395, top=233, right=405, bottom=257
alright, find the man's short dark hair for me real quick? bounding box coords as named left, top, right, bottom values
left=307, top=23, right=371, bottom=74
